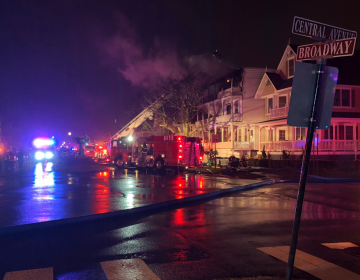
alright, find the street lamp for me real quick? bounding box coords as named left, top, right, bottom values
left=68, top=132, right=72, bottom=136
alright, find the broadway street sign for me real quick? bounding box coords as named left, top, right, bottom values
left=296, top=37, right=356, bottom=61
left=292, top=16, right=357, bottom=41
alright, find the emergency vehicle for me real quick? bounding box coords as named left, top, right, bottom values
left=109, top=135, right=203, bottom=171
left=108, top=93, right=203, bottom=171
left=84, top=144, right=96, bottom=157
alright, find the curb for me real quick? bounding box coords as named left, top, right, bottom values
left=0, top=178, right=359, bottom=235
left=0, top=180, right=274, bottom=236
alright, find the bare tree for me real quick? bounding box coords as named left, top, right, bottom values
left=143, top=72, right=213, bottom=137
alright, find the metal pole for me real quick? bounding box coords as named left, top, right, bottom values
left=285, top=59, right=326, bottom=280
left=215, top=142, right=217, bottom=169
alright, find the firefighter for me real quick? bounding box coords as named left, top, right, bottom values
left=141, top=143, right=148, bottom=160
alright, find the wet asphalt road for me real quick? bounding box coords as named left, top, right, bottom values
left=0, top=163, right=360, bottom=279
left=0, top=162, right=263, bottom=228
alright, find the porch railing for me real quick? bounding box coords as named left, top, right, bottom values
left=269, top=106, right=289, bottom=119
left=260, top=140, right=360, bottom=152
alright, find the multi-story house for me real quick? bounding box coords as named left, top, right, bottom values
left=194, top=68, right=268, bottom=158
left=255, top=44, right=360, bottom=159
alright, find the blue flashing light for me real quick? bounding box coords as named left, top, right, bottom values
left=45, top=151, right=54, bottom=159
left=35, top=151, right=45, bottom=160
left=85, top=142, right=88, bottom=145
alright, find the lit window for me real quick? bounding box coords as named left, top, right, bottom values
left=279, top=130, right=286, bottom=141
left=295, top=127, right=306, bottom=140
left=223, top=127, right=228, bottom=142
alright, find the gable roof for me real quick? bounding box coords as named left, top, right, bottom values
left=277, top=44, right=297, bottom=70
left=266, top=72, right=293, bottom=90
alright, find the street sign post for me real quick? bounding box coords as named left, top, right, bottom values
left=286, top=16, right=357, bottom=280
left=296, top=37, right=356, bottom=61
left=292, top=16, right=357, bottom=41
left=212, top=134, right=218, bottom=169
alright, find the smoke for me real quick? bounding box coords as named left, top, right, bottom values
left=98, top=11, right=235, bottom=87
left=99, top=12, right=185, bottom=87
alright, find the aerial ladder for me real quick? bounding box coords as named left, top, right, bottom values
left=111, top=94, right=168, bottom=140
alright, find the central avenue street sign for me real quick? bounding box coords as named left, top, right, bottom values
left=292, top=16, right=357, bottom=41
left=296, top=37, right=356, bottom=61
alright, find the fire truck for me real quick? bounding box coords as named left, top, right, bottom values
left=84, top=144, right=96, bottom=157
left=109, top=135, right=203, bottom=171
left=108, top=95, right=203, bottom=171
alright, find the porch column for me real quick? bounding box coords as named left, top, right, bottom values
left=259, top=127, right=262, bottom=151
left=336, top=123, right=339, bottom=152
left=292, top=127, right=295, bottom=150
left=353, top=122, right=357, bottom=159
left=230, top=123, right=233, bottom=151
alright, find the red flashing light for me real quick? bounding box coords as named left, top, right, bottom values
left=178, top=155, right=183, bottom=159
left=179, top=144, right=183, bottom=148
left=177, top=136, right=182, bottom=141
left=199, top=156, right=203, bottom=160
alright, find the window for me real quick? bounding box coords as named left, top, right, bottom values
left=342, top=90, right=350, bottom=107
left=204, top=112, right=208, bottom=119
left=239, top=129, right=242, bottom=142
left=244, top=128, right=248, bottom=142
left=234, top=126, right=237, bottom=141
left=203, top=131, right=209, bottom=143
left=223, top=127, right=228, bottom=142
left=279, top=96, right=287, bottom=108
left=288, top=58, right=295, bottom=77
left=279, top=130, right=286, bottom=141
left=234, top=101, right=239, bottom=113
left=198, top=111, right=202, bottom=121
left=268, top=98, right=273, bottom=113
left=224, top=79, right=231, bottom=90
left=346, top=126, right=353, bottom=140
left=250, top=129, right=253, bottom=139
left=226, top=104, right=231, bottom=115
left=334, top=89, right=352, bottom=107
left=216, top=128, right=222, bottom=142
left=295, top=127, right=306, bottom=140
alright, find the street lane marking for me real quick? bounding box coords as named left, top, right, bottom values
left=258, top=246, right=360, bottom=280
left=322, top=242, right=359, bottom=249
left=101, top=258, right=160, bottom=280
left=3, top=268, right=53, bottom=280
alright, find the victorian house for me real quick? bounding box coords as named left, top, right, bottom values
left=255, top=44, right=360, bottom=159
left=194, top=68, right=268, bottom=158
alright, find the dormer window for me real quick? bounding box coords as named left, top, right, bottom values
left=288, top=58, right=295, bottom=78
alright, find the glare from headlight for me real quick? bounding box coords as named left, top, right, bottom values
left=45, top=151, right=54, bottom=159
left=35, top=151, right=45, bottom=160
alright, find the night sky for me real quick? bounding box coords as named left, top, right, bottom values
left=1, top=0, right=359, bottom=149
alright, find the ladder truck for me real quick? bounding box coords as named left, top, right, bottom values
left=108, top=97, right=204, bottom=171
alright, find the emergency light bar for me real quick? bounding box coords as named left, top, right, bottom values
left=33, top=138, right=55, bottom=148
